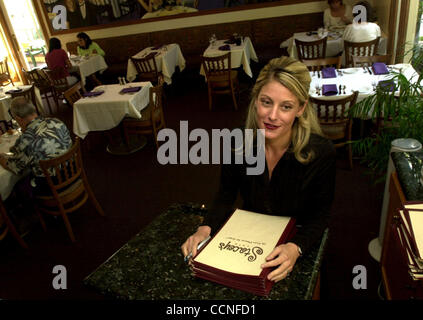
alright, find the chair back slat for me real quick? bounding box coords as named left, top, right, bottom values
left=44, top=67, right=69, bottom=87
left=130, top=55, right=160, bottom=83
left=302, top=56, right=342, bottom=71
left=64, top=83, right=83, bottom=107
left=9, top=84, right=40, bottom=115
left=295, top=37, right=327, bottom=61
left=202, top=52, right=231, bottom=78
left=352, top=54, right=392, bottom=67
left=0, top=57, right=14, bottom=86
left=344, top=37, right=380, bottom=67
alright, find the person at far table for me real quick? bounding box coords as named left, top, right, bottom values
left=324, top=0, right=353, bottom=29
left=77, top=32, right=105, bottom=57
left=181, top=57, right=336, bottom=283
left=343, top=1, right=381, bottom=43
left=77, top=32, right=105, bottom=87
left=0, top=97, right=72, bottom=197
left=45, top=37, right=79, bottom=86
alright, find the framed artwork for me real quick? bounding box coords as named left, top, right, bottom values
left=41, top=0, right=313, bottom=34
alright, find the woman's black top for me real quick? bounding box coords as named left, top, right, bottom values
left=202, top=133, right=336, bottom=255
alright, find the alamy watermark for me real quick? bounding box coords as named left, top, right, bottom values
left=156, top=121, right=265, bottom=176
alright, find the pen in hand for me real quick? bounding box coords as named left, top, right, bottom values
left=184, top=236, right=211, bottom=263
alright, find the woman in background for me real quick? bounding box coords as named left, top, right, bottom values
left=324, top=0, right=353, bottom=29
left=45, top=37, right=78, bottom=86
left=76, top=32, right=105, bottom=57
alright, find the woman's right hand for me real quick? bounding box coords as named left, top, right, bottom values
left=181, top=225, right=211, bottom=261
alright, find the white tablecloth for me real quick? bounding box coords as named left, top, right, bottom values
left=309, top=64, right=418, bottom=118
left=73, top=82, right=153, bottom=139
left=70, top=54, right=108, bottom=87
left=126, top=43, right=186, bottom=85
left=282, top=31, right=387, bottom=65
left=200, top=36, right=259, bottom=78
left=0, top=131, right=22, bottom=200
left=0, top=85, right=44, bottom=121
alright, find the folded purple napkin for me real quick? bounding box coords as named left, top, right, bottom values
left=152, top=45, right=163, bottom=50
left=218, top=44, right=231, bottom=51
left=5, top=89, right=22, bottom=94
left=322, top=67, right=337, bottom=79
left=378, top=80, right=395, bottom=92
left=119, top=86, right=142, bottom=94
left=322, top=84, right=338, bottom=96
left=82, top=90, right=104, bottom=97
left=372, top=62, right=389, bottom=75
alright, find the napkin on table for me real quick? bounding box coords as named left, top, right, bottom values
left=378, top=80, right=395, bottom=92
left=322, top=67, right=337, bottom=79
left=152, top=45, right=163, bottom=50
left=218, top=44, right=231, bottom=51
left=82, top=90, right=104, bottom=97
left=322, top=84, right=338, bottom=96
left=144, top=52, right=158, bottom=59
left=119, top=86, right=142, bottom=94
left=372, top=62, right=389, bottom=75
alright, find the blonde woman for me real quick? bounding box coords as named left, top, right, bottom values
left=181, top=57, right=336, bottom=282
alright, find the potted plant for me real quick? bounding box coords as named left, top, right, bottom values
left=349, top=44, right=423, bottom=182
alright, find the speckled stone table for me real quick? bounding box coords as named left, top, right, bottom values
left=392, top=151, right=423, bottom=201
left=83, top=203, right=328, bottom=300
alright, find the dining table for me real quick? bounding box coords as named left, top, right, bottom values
left=308, top=63, right=419, bottom=119
left=0, top=130, right=24, bottom=200
left=69, top=54, right=108, bottom=88
left=200, top=36, right=259, bottom=78
left=73, top=82, right=153, bottom=155
left=126, top=43, right=186, bottom=85
left=0, top=85, right=44, bottom=121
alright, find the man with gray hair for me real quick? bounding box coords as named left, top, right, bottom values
left=0, top=97, right=72, bottom=196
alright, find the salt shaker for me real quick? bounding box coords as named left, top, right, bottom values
left=118, top=77, right=123, bottom=85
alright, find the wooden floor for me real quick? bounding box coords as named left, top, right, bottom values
left=0, top=68, right=385, bottom=300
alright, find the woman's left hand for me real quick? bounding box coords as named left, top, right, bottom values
left=260, top=242, right=300, bottom=282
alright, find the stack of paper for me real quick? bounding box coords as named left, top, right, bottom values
left=192, top=209, right=296, bottom=296
left=395, top=202, right=423, bottom=280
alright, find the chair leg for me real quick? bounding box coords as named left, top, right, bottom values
left=207, top=86, right=213, bottom=110
left=231, top=83, right=238, bottom=110
left=1, top=211, right=28, bottom=249
left=44, top=94, right=53, bottom=114
left=348, top=143, right=353, bottom=170
left=34, top=205, right=47, bottom=232
left=61, top=213, right=76, bottom=242
left=82, top=175, right=105, bottom=217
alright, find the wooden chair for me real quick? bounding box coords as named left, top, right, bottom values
left=295, top=37, right=327, bottom=61
left=202, top=52, right=239, bottom=110
left=344, top=37, right=380, bottom=67
left=9, top=84, right=41, bottom=116
left=0, top=57, right=14, bottom=87
left=63, top=82, right=83, bottom=107
left=130, top=54, right=163, bottom=85
left=302, top=56, right=342, bottom=72
left=22, top=68, right=57, bottom=114
left=44, top=67, right=76, bottom=106
left=352, top=54, right=392, bottom=68
left=310, top=91, right=359, bottom=170
left=0, top=195, right=28, bottom=249
left=123, top=84, right=166, bottom=150
left=35, top=137, right=105, bottom=242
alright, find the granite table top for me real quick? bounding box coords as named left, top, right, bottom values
left=83, top=203, right=328, bottom=300
left=392, top=151, right=423, bottom=201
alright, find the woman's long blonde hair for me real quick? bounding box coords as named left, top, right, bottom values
left=245, top=56, right=323, bottom=164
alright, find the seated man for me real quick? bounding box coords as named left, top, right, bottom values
left=343, top=1, right=381, bottom=43
left=0, top=97, right=72, bottom=197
